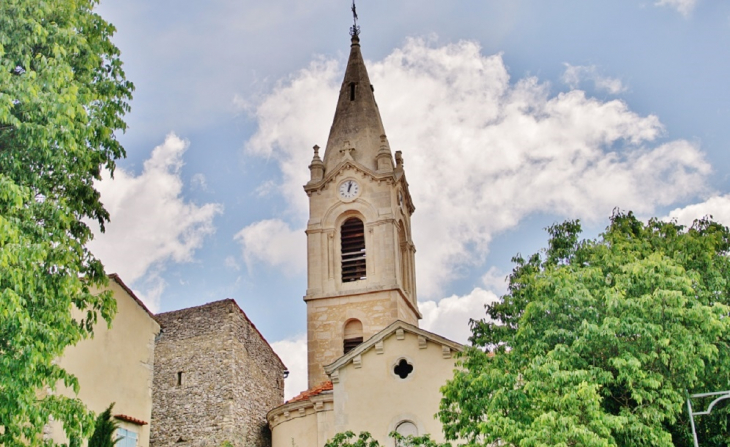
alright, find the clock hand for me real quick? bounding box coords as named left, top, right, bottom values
left=347, top=182, right=352, bottom=193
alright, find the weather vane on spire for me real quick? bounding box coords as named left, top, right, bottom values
left=350, top=0, right=360, bottom=37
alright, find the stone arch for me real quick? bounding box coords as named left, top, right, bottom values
left=322, top=199, right=377, bottom=229
left=321, top=181, right=378, bottom=228
left=395, top=420, right=418, bottom=437
left=388, top=414, right=424, bottom=447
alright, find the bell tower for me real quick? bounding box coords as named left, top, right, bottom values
left=303, top=31, right=420, bottom=387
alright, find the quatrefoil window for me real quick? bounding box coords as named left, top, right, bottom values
left=394, top=359, right=413, bottom=379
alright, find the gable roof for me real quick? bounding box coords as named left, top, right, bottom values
left=323, top=320, right=463, bottom=375
left=108, top=273, right=157, bottom=321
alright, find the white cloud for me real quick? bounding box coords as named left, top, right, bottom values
left=131, top=274, right=167, bottom=313
left=245, top=57, right=341, bottom=213
left=254, top=180, right=277, bottom=198
left=420, top=288, right=499, bottom=345
left=88, top=133, right=224, bottom=311
left=562, top=64, right=627, bottom=94
left=243, top=38, right=711, bottom=298
left=655, top=0, right=698, bottom=16
left=666, top=194, right=730, bottom=226
left=481, top=267, right=509, bottom=296
left=234, top=219, right=306, bottom=274
left=191, top=173, right=209, bottom=191
left=224, top=255, right=241, bottom=271
left=271, top=333, right=308, bottom=400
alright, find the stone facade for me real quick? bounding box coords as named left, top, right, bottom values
left=151, top=299, right=286, bottom=447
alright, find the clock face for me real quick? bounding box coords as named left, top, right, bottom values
left=339, top=180, right=360, bottom=199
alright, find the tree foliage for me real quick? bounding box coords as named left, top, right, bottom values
left=0, top=0, right=132, bottom=444
left=88, top=404, right=119, bottom=447
left=324, top=431, right=450, bottom=447
left=439, top=211, right=730, bottom=446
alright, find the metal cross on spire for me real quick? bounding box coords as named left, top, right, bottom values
left=350, top=0, right=360, bottom=37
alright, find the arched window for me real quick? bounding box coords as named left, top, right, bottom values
left=343, top=319, right=363, bottom=354
left=395, top=421, right=418, bottom=445
left=341, top=218, right=366, bottom=282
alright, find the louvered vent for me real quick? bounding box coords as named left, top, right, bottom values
left=341, top=218, right=366, bottom=282
left=343, top=337, right=364, bottom=354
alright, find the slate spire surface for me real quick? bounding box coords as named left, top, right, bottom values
left=322, top=33, right=392, bottom=173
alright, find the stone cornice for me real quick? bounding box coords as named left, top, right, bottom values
left=306, top=217, right=399, bottom=234
left=303, top=286, right=421, bottom=319
left=323, top=321, right=464, bottom=375
left=304, top=160, right=400, bottom=196
left=266, top=392, right=333, bottom=428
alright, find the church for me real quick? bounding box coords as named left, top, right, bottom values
left=51, top=23, right=462, bottom=447
left=264, top=27, right=463, bottom=447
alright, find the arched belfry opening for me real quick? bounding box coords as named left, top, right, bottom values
left=341, top=217, right=366, bottom=282
left=343, top=319, right=363, bottom=354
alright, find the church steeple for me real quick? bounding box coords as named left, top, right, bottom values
left=321, top=34, right=392, bottom=173
left=303, top=29, right=419, bottom=388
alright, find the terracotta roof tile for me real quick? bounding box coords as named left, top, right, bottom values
left=286, top=381, right=333, bottom=404
left=114, top=414, right=148, bottom=426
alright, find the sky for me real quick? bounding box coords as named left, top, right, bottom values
left=88, top=0, right=730, bottom=398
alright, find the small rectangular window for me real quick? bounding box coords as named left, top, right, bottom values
left=117, top=428, right=138, bottom=447
left=177, top=371, right=183, bottom=386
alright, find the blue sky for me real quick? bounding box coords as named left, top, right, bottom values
left=88, top=0, right=730, bottom=396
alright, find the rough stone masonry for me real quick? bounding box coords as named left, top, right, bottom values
left=151, top=300, right=286, bottom=447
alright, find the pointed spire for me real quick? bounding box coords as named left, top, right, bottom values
left=321, top=33, right=393, bottom=173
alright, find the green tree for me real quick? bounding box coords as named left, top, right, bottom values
left=439, top=211, right=730, bottom=446
left=88, top=404, right=119, bottom=447
left=324, top=431, right=450, bottom=447
left=0, top=0, right=133, bottom=445
left=325, top=432, right=382, bottom=447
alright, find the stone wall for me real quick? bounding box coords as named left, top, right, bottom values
left=151, top=299, right=286, bottom=447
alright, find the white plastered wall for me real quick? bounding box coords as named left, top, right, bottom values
left=48, top=279, right=160, bottom=447
left=331, top=331, right=457, bottom=446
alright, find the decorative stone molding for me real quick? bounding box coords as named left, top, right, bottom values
left=303, top=160, right=399, bottom=196
left=442, top=345, right=452, bottom=359
left=375, top=340, right=384, bottom=354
